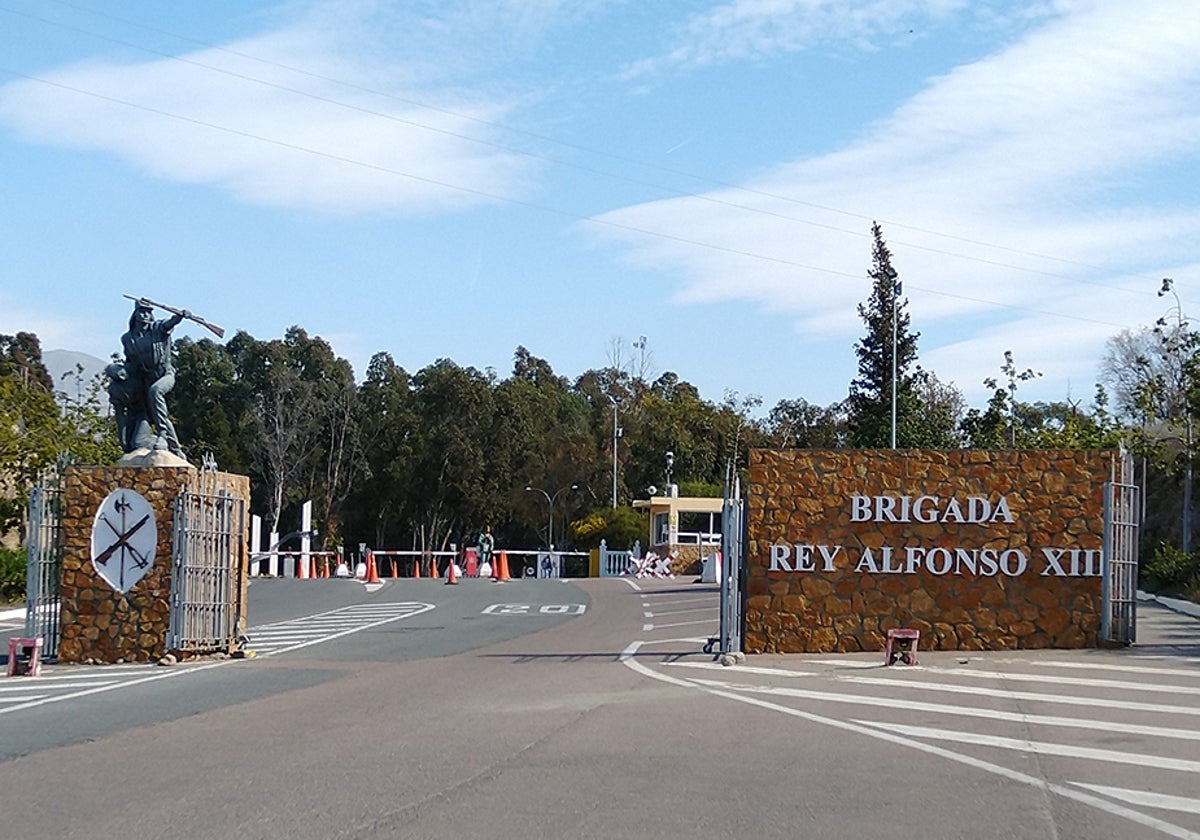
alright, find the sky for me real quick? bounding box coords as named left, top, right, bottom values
left=1, top=0, right=1199, bottom=417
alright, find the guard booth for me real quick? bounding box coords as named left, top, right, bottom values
left=632, top=489, right=724, bottom=576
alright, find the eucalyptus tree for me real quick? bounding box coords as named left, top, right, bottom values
left=625, top=372, right=721, bottom=495
left=0, top=332, right=119, bottom=536
left=349, top=352, right=419, bottom=549
left=501, top=347, right=595, bottom=548
left=226, top=328, right=338, bottom=537
left=764, top=397, right=846, bottom=449
left=408, top=358, right=497, bottom=552
left=173, top=337, right=244, bottom=472
left=0, top=333, right=61, bottom=534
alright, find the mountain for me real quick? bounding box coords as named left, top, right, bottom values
left=42, top=349, right=109, bottom=401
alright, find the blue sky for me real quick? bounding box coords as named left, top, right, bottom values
left=2, top=0, right=1198, bottom=415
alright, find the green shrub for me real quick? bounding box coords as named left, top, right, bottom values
left=0, top=547, right=25, bottom=604
left=1142, top=542, right=1200, bottom=595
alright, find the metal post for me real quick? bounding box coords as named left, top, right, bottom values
left=526, top=484, right=577, bottom=551
left=1186, top=418, right=1193, bottom=554
left=890, top=270, right=898, bottom=449
left=611, top=399, right=619, bottom=508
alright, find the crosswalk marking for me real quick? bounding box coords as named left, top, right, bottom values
left=666, top=662, right=816, bottom=678
left=843, top=675, right=1200, bottom=717
left=1072, top=784, right=1200, bottom=816
left=1028, top=660, right=1200, bottom=679
left=857, top=720, right=1200, bottom=774
left=624, top=640, right=1200, bottom=840
left=0, top=602, right=437, bottom=714
left=929, top=667, right=1200, bottom=696
left=684, top=676, right=1200, bottom=741
left=246, top=601, right=435, bottom=657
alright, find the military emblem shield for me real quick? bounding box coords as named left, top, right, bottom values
left=91, top=489, right=157, bottom=594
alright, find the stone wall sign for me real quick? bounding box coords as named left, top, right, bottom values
left=90, top=488, right=157, bottom=594
left=745, top=449, right=1117, bottom=654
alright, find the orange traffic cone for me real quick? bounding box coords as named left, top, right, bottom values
left=366, top=550, right=381, bottom=584
left=445, top=558, right=459, bottom=585
left=412, top=556, right=421, bottom=579
left=496, top=550, right=510, bottom=582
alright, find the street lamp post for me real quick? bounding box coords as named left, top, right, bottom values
left=888, top=267, right=900, bottom=449
left=609, top=396, right=621, bottom=508
left=665, top=451, right=674, bottom=492
left=525, top=484, right=578, bottom=550
left=1157, top=277, right=1192, bottom=553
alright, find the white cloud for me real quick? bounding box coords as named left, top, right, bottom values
left=623, top=0, right=982, bottom=78
left=591, top=0, right=1200, bottom=401
left=0, top=23, right=534, bottom=214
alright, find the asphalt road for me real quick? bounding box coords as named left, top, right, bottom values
left=1, top=576, right=1199, bottom=840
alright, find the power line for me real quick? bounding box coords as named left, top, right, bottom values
left=0, top=1, right=1188, bottom=323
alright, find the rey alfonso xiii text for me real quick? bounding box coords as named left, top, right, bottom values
left=768, top=494, right=1100, bottom=579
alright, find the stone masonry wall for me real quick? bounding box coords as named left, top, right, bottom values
left=745, top=449, right=1116, bottom=654
left=59, top=465, right=249, bottom=664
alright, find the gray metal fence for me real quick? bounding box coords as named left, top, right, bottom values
left=168, top=483, right=246, bottom=654
left=716, top=472, right=746, bottom=657
left=1101, top=453, right=1139, bottom=645
left=25, top=475, right=64, bottom=659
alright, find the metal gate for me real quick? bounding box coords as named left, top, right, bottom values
left=168, top=482, right=247, bottom=654
left=25, top=468, right=65, bottom=659
left=1101, top=452, right=1139, bottom=645
left=716, top=471, right=746, bottom=657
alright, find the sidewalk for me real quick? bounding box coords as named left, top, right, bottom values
left=1137, top=589, right=1200, bottom=619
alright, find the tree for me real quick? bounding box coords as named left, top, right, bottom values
left=348, top=352, right=420, bottom=549
left=846, top=223, right=921, bottom=447
left=907, top=369, right=965, bottom=448
left=764, top=398, right=846, bottom=448
left=0, top=333, right=119, bottom=537
left=984, top=350, right=1042, bottom=448
left=408, top=359, right=497, bottom=552
left=173, top=338, right=244, bottom=471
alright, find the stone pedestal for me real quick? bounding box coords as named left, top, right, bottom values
left=58, top=465, right=249, bottom=664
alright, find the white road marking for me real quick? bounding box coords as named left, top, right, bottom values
left=938, top=668, right=1200, bottom=695
left=0, top=602, right=437, bottom=715
left=843, top=675, right=1200, bottom=717
left=1072, top=784, right=1200, bottom=815
left=0, top=658, right=234, bottom=715
left=1028, top=661, right=1200, bottom=680
left=645, top=606, right=714, bottom=617
left=248, top=602, right=435, bottom=656
left=686, top=677, right=1200, bottom=741
left=620, top=641, right=1200, bottom=839
left=665, top=662, right=815, bottom=678
left=645, top=619, right=715, bottom=630
left=856, top=720, right=1200, bottom=774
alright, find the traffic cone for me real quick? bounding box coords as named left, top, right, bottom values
left=412, top=557, right=421, bottom=579
left=366, top=550, right=381, bottom=584
left=445, top=558, right=459, bottom=585
left=496, top=550, right=510, bottom=582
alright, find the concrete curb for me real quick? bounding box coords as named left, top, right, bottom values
left=1137, top=590, right=1200, bottom=619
